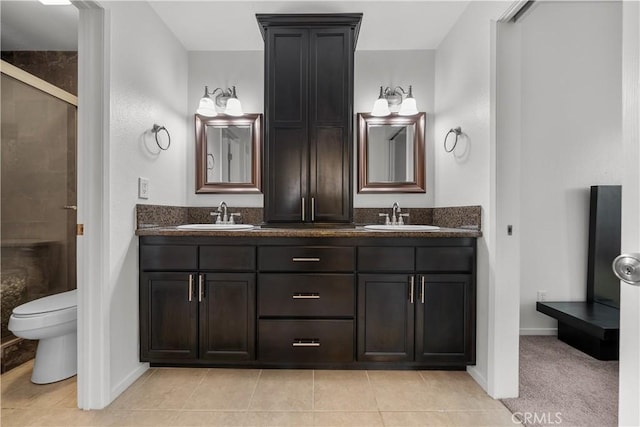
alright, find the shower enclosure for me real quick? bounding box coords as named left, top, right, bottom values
left=1, top=61, right=77, bottom=372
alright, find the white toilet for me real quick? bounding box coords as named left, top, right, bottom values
left=8, top=289, right=77, bottom=384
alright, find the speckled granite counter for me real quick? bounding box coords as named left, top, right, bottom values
left=136, top=225, right=481, bottom=238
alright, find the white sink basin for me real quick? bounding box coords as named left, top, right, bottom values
left=364, top=224, right=440, bottom=232
left=176, top=224, right=254, bottom=231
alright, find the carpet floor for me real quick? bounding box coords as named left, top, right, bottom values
left=501, top=336, right=618, bottom=427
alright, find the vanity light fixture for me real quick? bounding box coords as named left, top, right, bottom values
left=197, top=86, right=244, bottom=117
left=371, top=85, right=418, bottom=117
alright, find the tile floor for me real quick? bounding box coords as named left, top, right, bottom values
left=2, top=361, right=518, bottom=426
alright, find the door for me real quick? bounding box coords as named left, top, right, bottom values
left=618, top=2, right=640, bottom=424
left=309, top=28, right=352, bottom=222
left=415, top=274, right=473, bottom=365
left=1, top=66, right=77, bottom=339
left=357, top=274, right=414, bottom=362
left=140, top=272, right=198, bottom=361
left=199, top=273, right=256, bottom=361
left=264, top=28, right=309, bottom=222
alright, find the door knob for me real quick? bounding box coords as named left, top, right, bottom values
left=612, top=253, right=640, bottom=285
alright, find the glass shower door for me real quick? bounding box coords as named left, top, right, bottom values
left=1, top=69, right=77, bottom=360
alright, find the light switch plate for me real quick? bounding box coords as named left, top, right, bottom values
left=138, top=177, right=149, bottom=199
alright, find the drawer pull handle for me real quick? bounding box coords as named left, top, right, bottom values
left=198, top=274, right=204, bottom=302
left=421, top=275, right=425, bottom=304
left=188, top=274, right=193, bottom=302
left=292, top=257, right=320, bottom=262
left=292, top=340, right=320, bottom=347
left=292, top=293, right=320, bottom=299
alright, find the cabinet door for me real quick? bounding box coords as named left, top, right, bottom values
left=140, top=272, right=198, bottom=361
left=415, top=274, right=474, bottom=364
left=357, top=274, right=415, bottom=362
left=309, top=28, right=353, bottom=222
left=199, top=273, right=256, bottom=361
left=264, top=29, right=309, bottom=222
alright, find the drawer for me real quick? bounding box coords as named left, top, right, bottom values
left=258, top=246, right=355, bottom=272
left=258, top=319, right=354, bottom=363
left=416, top=247, right=474, bottom=272
left=200, top=246, right=256, bottom=271
left=358, top=247, right=414, bottom=272
left=140, top=245, right=197, bottom=271
left=258, top=274, right=354, bottom=317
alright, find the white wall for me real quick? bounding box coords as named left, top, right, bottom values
left=354, top=50, right=435, bottom=208
left=105, top=1, right=188, bottom=400
left=434, top=1, right=509, bottom=395
left=186, top=49, right=435, bottom=210
left=515, top=1, right=622, bottom=334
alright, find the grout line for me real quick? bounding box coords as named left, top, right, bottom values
left=178, top=367, right=208, bottom=411
left=246, top=369, right=262, bottom=412
left=311, top=369, right=315, bottom=412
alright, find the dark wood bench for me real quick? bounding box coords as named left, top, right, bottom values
left=536, top=301, right=619, bottom=360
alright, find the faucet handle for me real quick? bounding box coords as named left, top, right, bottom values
left=399, top=213, right=410, bottom=225
left=229, top=213, right=242, bottom=224
left=210, top=212, right=222, bottom=224
left=378, top=213, right=391, bottom=225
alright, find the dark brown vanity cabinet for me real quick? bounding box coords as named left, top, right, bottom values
left=357, top=245, right=475, bottom=366
left=257, top=14, right=362, bottom=223
left=139, top=243, right=256, bottom=364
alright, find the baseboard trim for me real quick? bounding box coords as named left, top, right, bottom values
left=110, top=363, right=149, bottom=403
left=520, top=328, right=557, bottom=336
left=467, top=366, right=488, bottom=392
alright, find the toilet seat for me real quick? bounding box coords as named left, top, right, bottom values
left=13, top=289, right=76, bottom=316
left=9, top=290, right=77, bottom=332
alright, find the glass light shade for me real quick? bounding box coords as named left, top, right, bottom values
left=197, top=96, right=217, bottom=117
left=398, top=97, right=418, bottom=116
left=371, top=98, right=391, bottom=117
left=224, top=97, right=243, bottom=116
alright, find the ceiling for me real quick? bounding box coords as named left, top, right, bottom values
left=0, top=1, right=469, bottom=52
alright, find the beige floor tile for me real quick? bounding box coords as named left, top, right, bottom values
left=313, top=371, right=377, bottom=412
left=248, top=370, right=313, bottom=411
left=1, top=407, right=42, bottom=427
left=1, top=367, right=78, bottom=409
left=109, top=368, right=206, bottom=410
left=93, top=409, right=180, bottom=426
left=367, top=371, right=432, bottom=411
left=172, top=410, right=247, bottom=426
left=182, top=369, right=260, bottom=411
left=446, top=409, right=519, bottom=427
left=244, top=411, right=314, bottom=426
left=380, top=411, right=451, bottom=427
left=313, top=411, right=384, bottom=426
left=18, top=407, right=100, bottom=426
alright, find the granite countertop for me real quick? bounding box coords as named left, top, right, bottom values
left=136, top=224, right=482, bottom=238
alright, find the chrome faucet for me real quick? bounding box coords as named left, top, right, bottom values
left=392, top=202, right=400, bottom=224
left=217, top=201, right=228, bottom=223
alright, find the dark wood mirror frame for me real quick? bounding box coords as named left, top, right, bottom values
left=357, top=112, right=426, bottom=193
left=195, top=113, right=262, bottom=194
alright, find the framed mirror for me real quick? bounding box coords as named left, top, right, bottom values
left=357, top=112, right=426, bottom=193
left=195, top=113, right=262, bottom=193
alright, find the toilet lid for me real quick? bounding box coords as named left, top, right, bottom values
left=13, top=289, right=77, bottom=315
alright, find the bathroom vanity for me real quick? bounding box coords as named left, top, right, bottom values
left=137, top=226, right=478, bottom=370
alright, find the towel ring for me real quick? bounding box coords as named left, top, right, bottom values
left=151, top=124, right=171, bottom=151
left=444, top=127, right=462, bottom=153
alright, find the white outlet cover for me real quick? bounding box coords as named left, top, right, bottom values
left=138, top=177, right=149, bottom=199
